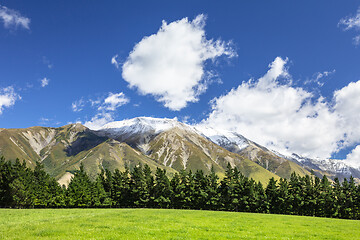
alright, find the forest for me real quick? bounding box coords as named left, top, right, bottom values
left=0, top=156, right=359, bottom=220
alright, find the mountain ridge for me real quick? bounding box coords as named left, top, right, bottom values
left=0, top=116, right=358, bottom=184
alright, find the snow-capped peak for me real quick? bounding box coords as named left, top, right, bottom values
left=99, top=117, right=251, bottom=151
left=194, top=125, right=250, bottom=151
left=98, top=117, right=195, bottom=137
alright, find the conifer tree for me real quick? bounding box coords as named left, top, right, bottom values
left=205, top=166, right=219, bottom=210
left=265, top=177, right=278, bottom=214
left=66, top=164, right=92, bottom=207
left=153, top=168, right=171, bottom=208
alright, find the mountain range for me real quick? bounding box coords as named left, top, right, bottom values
left=0, top=117, right=359, bottom=185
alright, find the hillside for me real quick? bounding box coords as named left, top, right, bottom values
left=1, top=117, right=358, bottom=184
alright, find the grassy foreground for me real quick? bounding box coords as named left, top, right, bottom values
left=0, top=209, right=359, bottom=239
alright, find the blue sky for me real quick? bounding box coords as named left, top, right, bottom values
left=1, top=1, right=360, bottom=164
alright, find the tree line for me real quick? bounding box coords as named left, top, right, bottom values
left=0, top=156, right=359, bottom=220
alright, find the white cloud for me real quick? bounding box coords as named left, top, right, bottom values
left=353, top=35, right=360, bottom=46
left=84, top=112, right=114, bottom=130
left=339, top=7, right=360, bottom=45
left=345, top=145, right=360, bottom=168
left=0, top=5, right=30, bottom=30
left=339, top=7, right=360, bottom=30
left=0, top=86, right=20, bottom=114
left=334, top=80, right=360, bottom=146
left=41, top=78, right=49, bottom=87
left=122, top=14, right=236, bottom=111
left=99, top=92, right=129, bottom=111
left=72, top=99, right=85, bottom=112
left=200, top=57, right=360, bottom=160
left=111, top=55, right=120, bottom=69
left=305, top=70, right=335, bottom=87
left=81, top=92, right=129, bottom=130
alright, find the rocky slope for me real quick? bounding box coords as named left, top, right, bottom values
left=96, top=117, right=278, bottom=182
left=1, top=116, right=358, bottom=184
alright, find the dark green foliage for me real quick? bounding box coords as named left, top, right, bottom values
left=66, top=164, right=92, bottom=207
left=0, top=157, right=64, bottom=208
left=1, top=156, right=360, bottom=220
left=153, top=168, right=171, bottom=208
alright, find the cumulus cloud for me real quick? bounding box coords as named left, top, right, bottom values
left=41, top=78, right=49, bottom=87
left=72, top=98, right=85, bottom=112
left=0, top=5, right=30, bottom=30
left=333, top=80, right=360, bottom=146
left=122, top=14, right=236, bottom=111
left=99, top=92, right=129, bottom=111
left=339, top=7, right=360, bottom=45
left=200, top=57, right=360, bottom=161
left=0, top=86, right=20, bottom=114
left=345, top=145, right=360, bottom=168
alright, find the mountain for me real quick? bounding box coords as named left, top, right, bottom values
left=0, top=123, right=175, bottom=186
left=194, top=125, right=311, bottom=179
left=96, top=117, right=279, bottom=182
left=283, top=153, right=360, bottom=183
left=1, top=116, right=357, bottom=185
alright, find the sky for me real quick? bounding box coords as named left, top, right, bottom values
left=1, top=1, right=360, bottom=166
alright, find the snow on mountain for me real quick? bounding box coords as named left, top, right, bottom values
left=96, top=117, right=359, bottom=179
left=97, top=117, right=250, bottom=152
left=194, top=125, right=250, bottom=152
left=288, top=153, right=358, bottom=174
left=98, top=117, right=191, bottom=137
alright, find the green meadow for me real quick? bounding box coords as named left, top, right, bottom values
left=0, top=209, right=359, bottom=239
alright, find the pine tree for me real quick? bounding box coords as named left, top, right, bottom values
left=276, top=178, right=289, bottom=214
left=288, top=172, right=303, bottom=215
left=10, top=159, right=35, bottom=208
left=66, top=164, right=92, bottom=207
left=170, top=173, right=184, bottom=209
left=219, top=163, right=234, bottom=211
left=129, top=165, right=148, bottom=207
left=0, top=156, right=14, bottom=207
left=318, top=175, right=334, bottom=218
left=333, top=177, right=343, bottom=218
left=153, top=168, right=172, bottom=208
left=205, top=166, right=219, bottom=210
left=143, top=164, right=155, bottom=208
left=265, top=177, right=278, bottom=214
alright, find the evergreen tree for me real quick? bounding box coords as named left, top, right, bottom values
left=288, top=172, right=303, bottom=215
left=276, top=178, right=289, bottom=214
left=143, top=164, right=155, bottom=208
left=219, top=163, right=234, bottom=211
left=129, top=165, right=148, bottom=207
left=318, top=175, right=334, bottom=218
left=205, top=166, right=219, bottom=210
left=170, top=173, right=184, bottom=209
left=153, top=168, right=172, bottom=208
left=0, top=156, right=14, bottom=207
left=332, top=178, right=343, bottom=218
left=265, top=177, right=278, bottom=214
left=10, top=159, right=35, bottom=208
left=66, top=164, right=92, bottom=207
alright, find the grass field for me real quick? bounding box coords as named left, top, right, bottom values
left=0, top=209, right=359, bottom=239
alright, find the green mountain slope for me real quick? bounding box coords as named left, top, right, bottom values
left=238, top=144, right=311, bottom=178
left=0, top=124, right=176, bottom=185
left=143, top=127, right=279, bottom=182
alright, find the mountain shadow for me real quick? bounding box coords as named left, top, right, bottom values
left=65, top=131, right=108, bottom=156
